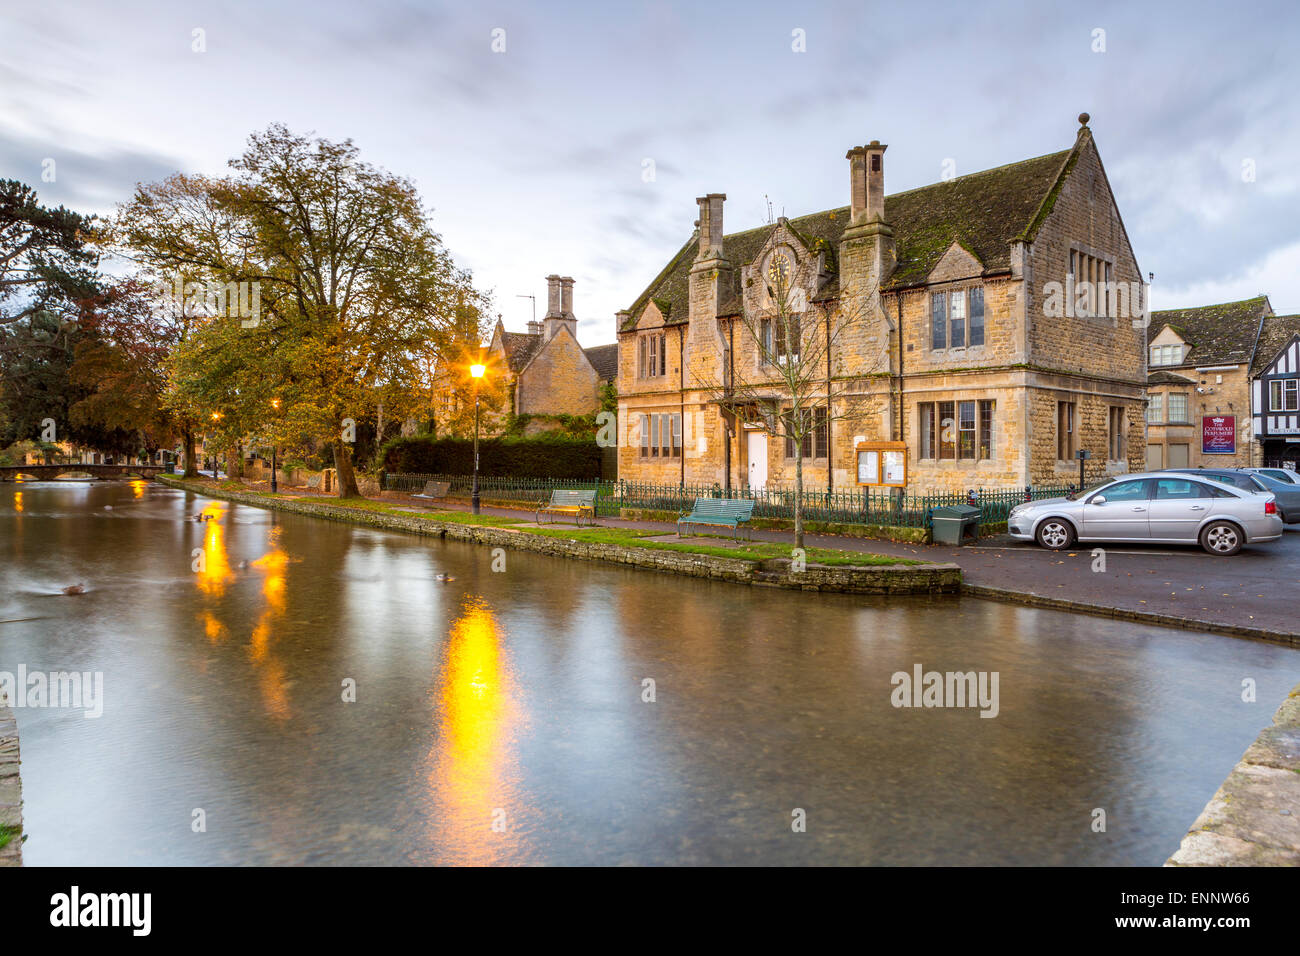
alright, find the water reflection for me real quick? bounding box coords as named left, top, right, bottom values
left=426, top=598, right=524, bottom=865
left=196, top=503, right=232, bottom=597
left=247, top=530, right=291, bottom=722
left=1, top=480, right=1298, bottom=866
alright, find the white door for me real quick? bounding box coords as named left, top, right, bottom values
left=747, top=431, right=767, bottom=491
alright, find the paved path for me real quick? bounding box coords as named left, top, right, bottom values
left=244, top=482, right=1298, bottom=643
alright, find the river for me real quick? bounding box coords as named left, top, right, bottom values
left=1, top=480, right=1296, bottom=865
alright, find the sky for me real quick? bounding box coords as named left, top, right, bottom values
left=3, top=0, right=1298, bottom=345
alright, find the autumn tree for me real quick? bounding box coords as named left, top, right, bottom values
left=112, top=125, right=485, bottom=496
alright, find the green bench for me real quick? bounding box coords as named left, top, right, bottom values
left=536, top=489, right=598, bottom=527
left=677, top=498, right=755, bottom=540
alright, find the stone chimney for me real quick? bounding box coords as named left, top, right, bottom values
left=616, top=309, right=632, bottom=339
left=545, top=274, right=563, bottom=319
left=840, top=139, right=895, bottom=308
left=527, top=319, right=543, bottom=336
left=560, top=276, right=575, bottom=317
left=543, top=274, right=578, bottom=342
left=847, top=141, right=888, bottom=226
left=694, top=193, right=727, bottom=262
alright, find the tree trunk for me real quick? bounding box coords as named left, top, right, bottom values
left=181, top=425, right=198, bottom=478
left=226, top=446, right=242, bottom=481
left=794, top=444, right=804, bottom=552
left=332, top=438, right=361, bottom=498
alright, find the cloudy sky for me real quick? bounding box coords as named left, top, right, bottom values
left=3, top=0, right=1297, bottom=343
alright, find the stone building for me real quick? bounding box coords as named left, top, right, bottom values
left=615, top=116, right=1147, bottom=495
left=1144, top=296, right=1272, bottom=470
left=487, top=275, right=617, bottom=433
left=1250, top=311, right=1300, bottom=468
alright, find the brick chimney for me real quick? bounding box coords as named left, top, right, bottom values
left=694, top=193, right=727, bottom=262
left=543, top=274, right=578, bottom=342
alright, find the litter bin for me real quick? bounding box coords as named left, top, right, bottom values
left=930, top=504, right=981, bottom=545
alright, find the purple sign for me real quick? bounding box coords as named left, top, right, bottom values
left=1202, top=415, right=1236, bottom=455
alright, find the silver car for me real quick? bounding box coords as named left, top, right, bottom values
left=1007, top=471, right=1283, bottom=555
left=1244, top=467, right=1300, bottom=485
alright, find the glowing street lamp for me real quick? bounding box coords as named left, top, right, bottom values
left=270, top=398, right=282, bottom=493
left=470, top=362, right=486, bottom=514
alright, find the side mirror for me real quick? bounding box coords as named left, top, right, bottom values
left=1090, top=495, right=1107, bottom=505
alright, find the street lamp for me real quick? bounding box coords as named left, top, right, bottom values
left=270, top=398, right=282, bottom=493
left=470, top=362, right=486, bottom=514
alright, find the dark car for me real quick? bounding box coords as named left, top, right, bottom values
left=1169, top=468, right=1300, bottom=524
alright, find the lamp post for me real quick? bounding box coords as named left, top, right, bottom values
left=270, top=398, right=281, bottom=493
left=470, top=362, right=486, bottom=514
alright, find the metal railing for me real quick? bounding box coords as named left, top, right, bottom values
left=384, top=472, right=1078, bottom=531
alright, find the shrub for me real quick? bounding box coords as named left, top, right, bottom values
left=381, top=434, right=604, bottom=479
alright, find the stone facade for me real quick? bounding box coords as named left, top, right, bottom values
left=487, top=275, right=616, bottom=431
left=1144, top=297, right=1271, bottom=470
left=617, top=118, right=1147, bottom=495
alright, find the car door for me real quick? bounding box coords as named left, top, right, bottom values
left=1080, top=478, right=1152, bottom=540
left=1148, top=477, right=1213, bottom=541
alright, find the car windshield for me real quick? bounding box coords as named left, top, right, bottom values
left=1067, top=480, right=1115, bottom=501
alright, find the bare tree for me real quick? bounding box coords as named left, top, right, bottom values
left=700, top=256, right=887, bottom=550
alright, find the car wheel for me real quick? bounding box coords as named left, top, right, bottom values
left=1200, top=521, right=1243, bottom=556
left=1035, top=518, right=1075, bottom=550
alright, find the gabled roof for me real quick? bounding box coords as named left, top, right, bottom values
left=1252, top=314, right=1300, bottom=375
left=498, top=330, right=542, bottom=373
left=583, top=343, right=618, bottom=383
left=622, top=141, right=1080, bottom=332
left=1146, top=296, right=1271, bottom=367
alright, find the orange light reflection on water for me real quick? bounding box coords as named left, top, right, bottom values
left=428, top=598, right=525, bottom=864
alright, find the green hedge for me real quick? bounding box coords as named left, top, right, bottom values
left=381, top=435, right=604, bottom=479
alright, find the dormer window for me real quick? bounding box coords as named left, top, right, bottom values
left=1149, top=343, right=1184, bottom=366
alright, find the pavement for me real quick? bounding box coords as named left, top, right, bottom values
left=363, top=488, right=1299, bottom=643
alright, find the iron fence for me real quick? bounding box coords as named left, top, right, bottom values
left=385, top=471, right=1078, bottom=531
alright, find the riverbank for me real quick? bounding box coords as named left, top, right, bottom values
left=0, top=695, right=21, bottom=867
left=159, top=477, right=961, bottom=595
left=1166, top=680, right=1300, bottom=865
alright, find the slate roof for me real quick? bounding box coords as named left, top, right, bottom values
left=583, top=343, right=619, bottom=383
left=1251, top=314, right=1300, bottom=375
left=1147, top=369, right=1197, bottom=386
left=1146, top=296, right=1270, bottom=367
left=622, top=142, right=1080, bottom=332
left=499, top=330, right=541, bottom=373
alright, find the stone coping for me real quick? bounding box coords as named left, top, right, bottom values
left=158, top=478, right=961, bottom=596
left=0, top=696, right=21, bottom=867
left=963, top=584, right=1299, bottom=648
left=1166, top=681, right=1300, bottom=865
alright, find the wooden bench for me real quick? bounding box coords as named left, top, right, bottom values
left=411, top=480, right=450, bottom=501
left=677, top=498, right=755, bottom=540
left=536, top=489, right=598, bottom=527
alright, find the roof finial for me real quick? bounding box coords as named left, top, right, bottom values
left=1078, top=112, right=1090, bottom=127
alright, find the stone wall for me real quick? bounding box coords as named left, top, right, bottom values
left=0, top=696, right=21, bottom=867
left=159, top=478, right=961, bottom=596
left=1166, top=681, right=1300, bottom=865
left=517, top=328, right=601, bottom=416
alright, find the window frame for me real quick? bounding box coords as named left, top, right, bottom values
left=1057, top=401, right=1077, bottom=461
left=1270, top=378, right=1300, bottom=412
left=918, top=399, right=995, bottom=462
